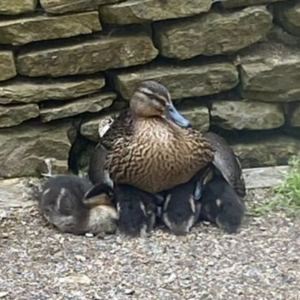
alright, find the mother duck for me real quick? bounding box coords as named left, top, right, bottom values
left=90, top=80, right=214, bottom=194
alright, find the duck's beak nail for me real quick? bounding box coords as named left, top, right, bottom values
left=194, top=181, right=203, bottom=201
left=166, top=102, right=191, bottom=128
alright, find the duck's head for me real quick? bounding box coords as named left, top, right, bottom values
left=130, top=80, right=191, bottom=128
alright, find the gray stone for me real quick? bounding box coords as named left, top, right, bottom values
left=0, top=178, right=39, bottom=209
left=113, top=61, right=239, bottom=100
left=0, top=76, right=105, bottom=104
left=80, top=111, right=117, bottom=142
left=290, top=103, right=300, bottom=127
left=243, top=166, right=290, bottom=189
left=220, top=0, right=286, bottom=9
left=274, top=1, right=300, bottom=37
left=180, top=106, right=210, bottom=132
left=0, top=51, right=17, bottom=82
left=40, top=0, right=119, bottom=14
left=211, top=100, right=285, bottom=130
left=0, top=120, right=75, bottom=178
left=154, top=6, right=272, bottom=60
left=100, top=0, right=211, bottom=24
left=0, top=11, right=102, bottom=45
left=0, top=104, right=39, bottom=128
left=40, top=92, right=116, bottom=122
left=230, top=135, right=300, bottom=168
left=17, top=31, right=158, bottom=77
left=265, top=25, right=300, bottom=46
left=0, top=0, right=37, bottom=15
left=238, top=43, right=300, bottom=102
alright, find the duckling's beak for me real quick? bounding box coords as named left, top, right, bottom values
left=165, top=102, right=191, bottom=128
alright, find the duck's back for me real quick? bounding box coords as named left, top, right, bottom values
left=104, top=118, right=214, bottom=193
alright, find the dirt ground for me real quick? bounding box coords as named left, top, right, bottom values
left=1, top=182, right=300, bottom=300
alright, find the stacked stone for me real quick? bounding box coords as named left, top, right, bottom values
left=0, top=0, right=299, bottom=179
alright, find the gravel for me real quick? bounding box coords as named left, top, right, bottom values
left=1, top=186, right=300, bottom=300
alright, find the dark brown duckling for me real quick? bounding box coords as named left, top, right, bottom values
left=160, top=131, right=246, bottom=235
left=199, top=175, right=245, bottom=234
left=114, top=183, right=160, bottom=237
left=160, top=175, right=202, bottom=235
left=35, top=175, right=118, bottom=235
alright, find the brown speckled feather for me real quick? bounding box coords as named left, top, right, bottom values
left=102, top=113, right=214, bottom=194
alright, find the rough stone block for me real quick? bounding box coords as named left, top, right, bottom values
left=40, top=92, right=116, bottom=122
left=80, top=111, right=117, bottom=142
left=0, top=76, right=105, bottom=104
left=0, top=0, right=37, bottom=15
left=220, top=0, right=285, bottom=9
left=230, top=135, right=300, bottom=168
left=0, top=11, right=102, bottom=45
left=211, top=100, right=285, bottom=130
left=275, top=1, right=300, bottom=37
left=265, top=25, right=300, bottom=46
left=154, top=6, right=272, bottom=59
left=113, top=61, right=239, bottom=100
left=290, top=103, right=300, bottom=127
left=17, top=31, right=158, bottom=77
left=238, top=43, right=300, bottom=102
left=100, top=0, right=211, bottom=24
left=180, top=106, right=210, bottom=132
left=0, top=120, right=75, bottom=178
left=40, top=0, right=118, bottom=14
left=0, top=51, right=17, bottom=82
left=0, top=104, right=39, bottom=128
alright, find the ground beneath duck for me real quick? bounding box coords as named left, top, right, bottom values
left=1, top=180, right=300, bottom=300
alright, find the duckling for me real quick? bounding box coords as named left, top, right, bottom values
left=160, top=131, right=245, bottom=235
left=199, top=175, right=245, bottom=234
left=160, top=175, right=202, bottom=235
left=93, top=80, right=214, bottom=196
left=114, top=183, right=159, bottom=237
left=35, top=175, right=118, bottom=235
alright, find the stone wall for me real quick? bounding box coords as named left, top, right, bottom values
left=0, top=0, right=300, bottom=178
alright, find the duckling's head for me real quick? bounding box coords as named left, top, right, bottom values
left=130, top=80, right=190, bottom=127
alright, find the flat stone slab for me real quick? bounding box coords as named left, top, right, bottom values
left=0, top=0, right=37, bottom=15
left=243, top=166, right=290, bottom=189
left=220, top=0, right=287, bottom=8
left=17, top=30, right=158, bottom=77
left=100, top=0, right=211, bottom=24
left=113, top=61, right=239, bottom=100
left=154, top=6, right=272, bottom=59
left=0, top=51, right=16, bottom=82
left=0, top=120, right=74, bottom=178
left=211, top=100, right=285, bottom=130
left=0, top=76, right=105, bottom=105
left=0, top=11, right=102, bottom=45
left=0, top=104, right=39, bottom=128
left=40, top=0, right=119, bottom=14
left=230, top=135, right=300, bottom=168
left=238, top=43, right=300, bottom=102
left=40, top=92, right=116, bottom=122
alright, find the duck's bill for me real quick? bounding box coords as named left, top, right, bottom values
left=166, top=102, right=191, bottom=128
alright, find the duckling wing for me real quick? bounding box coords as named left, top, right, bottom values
left=204, top=132, right=246, bottom=198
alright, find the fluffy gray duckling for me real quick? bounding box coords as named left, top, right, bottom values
left=35, top=175, right=118, bottom=235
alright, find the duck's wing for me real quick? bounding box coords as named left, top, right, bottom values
left=101, top=108, right=134, bottom=151
left=204, top=132, right=246, bottom=198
